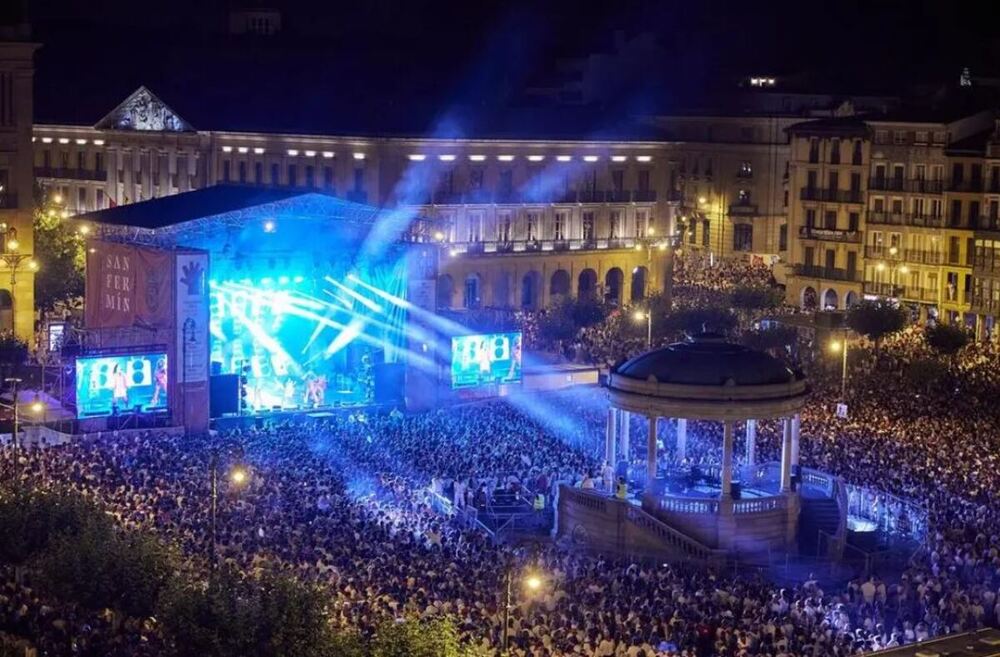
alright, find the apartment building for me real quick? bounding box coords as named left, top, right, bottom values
left=785, top=109, right=998, bottom=335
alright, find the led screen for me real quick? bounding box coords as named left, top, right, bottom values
left=75, top=353, right=169, bottom=418
left=451, top=332, right=523, bottom=389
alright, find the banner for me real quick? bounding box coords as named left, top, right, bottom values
left=175, top=252, right=210, bottom=384
left=85, top=242, right=173, bottom=329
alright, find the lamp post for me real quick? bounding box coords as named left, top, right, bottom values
left=829, top=332, right=849, bottom=401
left=634, top=309, right=652, bottom=349
left=2, top=377, right=43, bottom=480
left=636, top=225, right=683, bottom=312
left=0, top=225, right=39, bottom=339
left=501, top=566, right=543, bottom=656
left=209, top=451, right=249, bottom=572
left=876, top=248, right=909, bottom=298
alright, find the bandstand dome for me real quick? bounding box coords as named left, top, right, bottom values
left=607, top=333, right=808, bottom=420
left=615, top=333, right=796, bottom=387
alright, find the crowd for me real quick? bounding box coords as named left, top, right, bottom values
left=3, top=257, right=1000, bottom=657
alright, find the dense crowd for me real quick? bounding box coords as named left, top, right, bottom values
left=2, top=258, right=1000, bottom=656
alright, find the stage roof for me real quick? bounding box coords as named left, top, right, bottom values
left=74, top=185, right=437, bottom=252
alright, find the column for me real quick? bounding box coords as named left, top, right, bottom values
left=790, top=413, right=801, bottom=469
left=620, top=411, right=631, bottom=462
left=646, top=415, right=658, bottom=482
left=780, top=417, right=793, bottom=493
left=721, top=420, right=734, bottom=499
left=676, top=418, right=687, bottom=461
left=605, top=408, right=618, bottom=466
left=745, top=419, right=757, bottom=468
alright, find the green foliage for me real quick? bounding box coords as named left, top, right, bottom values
left=371, top=616, right=462, bottom=657
left=0, top=487, right=94, bottom=566
left=33, top=192, right=85, bottom=313
left=924, top=322, right=970, bottom=357
left=845, top=299, right=907, bottom=348
left=537, top=296, right=610, bottom=344
left=158, top=567, right=341, bottom=657
left=34, top=512, right=175, bottom=618
left=730, top=286, right=782, bottom=313
left=661, top=306, right=737, bottom=337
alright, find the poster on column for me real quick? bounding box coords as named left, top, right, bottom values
left=175, top=252, right=210, bottom=383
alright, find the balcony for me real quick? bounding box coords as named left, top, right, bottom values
left=432, top=190, right=464, bottom=205
left=903, top=249, right=945, bottom=265
left=0, top=192, right=17, bottom=210
left=729, top=201, right=759, bottom=216
left=793, top=264, right=860, bottom=281
left=864, top=245, right=902, bottom=260
left=799, top=187, right=863, bottom=203
left=866, top=212, right=944, bottom=228
left=34, top=166, right=108, bottom=182
left=973, top=216, right=1000, bottom=232
left=948, top=179, right=984, bottom=193
left=633, top=189, right=657, bottom=203
left=798, top=226, right=861, bottom=243
left=868, top=178, right=944, bottom=194
left=606, top=190, right=631, bottom=203
left=446, top=236, right=641, bottom=256
left=578, top=190, right=607, bottom=203
left=553, top=190, right=579, bottom=204
left=494, top=189, right=521, bottom=204
left=863, top=281, right=899, bottom=297
left=666, top=189, right=684, bottom=203
left=970, top=295, right=1000, bottom=315
left=863, top=281, right=937, bottom=302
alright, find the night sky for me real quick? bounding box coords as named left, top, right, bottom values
left=21, top=1, right=1000, bottom=132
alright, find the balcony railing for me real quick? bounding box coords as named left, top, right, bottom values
left=446, top=236, right=643, bottom=255
left=970, top=296, right=1000, bottom=315
left=606, top=190, right=631, bottom=203
left=948, top=179, right=984, bottom=193
left=729, top=202, right=759, bottom=216
left=798, top=226, right=861, bottom=243
left=793, top=264, right=860, bottom=281
left=863, top=281, right=900, bottom=297
left=578, top=190, right=607, bottom=203
left=864, top=281, right=937, bottom=302
left=0, top=192, right=17, bottom=210
left=866, top=212, right=944, bottom=228
left=868, top=178, right=944, bottom=194
left=903, top=249, right=945, bottom=265
left=799, top=187, right=863, bottom=203
left=34, top=166, right=108, bottom=182
left=864, top=245, right=903, bottom=260
left=633, top=189, right=657, bottom=203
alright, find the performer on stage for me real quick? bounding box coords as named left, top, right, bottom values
left=111, top=363, right=130, bottom=412
left=150, top=358, right=168, bottom=407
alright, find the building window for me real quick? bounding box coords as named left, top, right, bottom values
left=808, top=139, right=819, bottom=164
left=499, top=212, right=512, bottom=242
left=737, top=189, right=751, bottom=205
left=635, top=209, right=649, bottom=237
left=733, top=224, right=752, bottom=252
left=288, top=164, right=298, bottom=187
left=353, top=168, right=364, bottom=192
left=638, top=169, right=650, bottom=191
left=78, top=187, right=87, bottom=211
left=830, top=139, right=840, bottom=165
left=582, top=212, right=595, bottom=241
left=222, top=161, right=231, bottom=182
left=805, top=208, right=816, bottom=228
left=76, top=151, right=86, bottom=170
left=238, top=161, right=247, bottom=183
left=255, top=162, right=263, bottom=183
left=305, top=165, right=315, bottom=187
left=611, top=170, right=624, bottom=192
left=852, top=140, right=862, bottom=165
left=270, top=163, right=280, bottom=185
left=526, top=212, right=538, bottom=241
left=893, top=130, right=907, bottom=145
left=468, top=212, right=482, bottom=242
left=701, top=219, right=710, bottom=247
left=609, top=210, right=621, bottom=239
left=553, top=212, right=566, bottom=240
left=875, top=130, right=889, bottom=144
left=324, top=166, right=334, bottom=188
left=779, top=224, right=788, bottom=251
left=96, top=189, right=105, bottom=208
left=824, top=210, right=837, bottom=230
left=738, top=161, right=753, bottom=178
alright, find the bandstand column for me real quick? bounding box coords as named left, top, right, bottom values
left=620, top=411, right=631, bottom=462
left=676, top=418, right=687, bottom=461
left=780, top=417, right=793, bottom=493
left=790, top=413, right=801, bottom=468
left=720, top=420, right=734, bottom=499
left=606, top=408, right=618, bottom=465
left=745, top=419, right=757, bottom=467
left=646, top=415, right=658, bottom=482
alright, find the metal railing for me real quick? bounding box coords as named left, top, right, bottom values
left=844, top=483, right=928, bottom=542
left=866, top=211, right=944, bottom=228
left=793, top=264, right=860, bottom=281
left=868, top=178, right=944, bottom=193
left=799, top=226, right=862, bottom=243
left=799, top=187, right=864, bottom=203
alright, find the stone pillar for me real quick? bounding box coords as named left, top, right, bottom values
left=780, top=417, right=793, bottom=493
left=676, top=418, right=687, bottom=461
left=620, top=411, right=631, bottom=462
left=646, top=415, right=658, bottom=483
left=790, top=413, right=801, bottom=468
left=721, top=420, right=734, bottom=499
left=605, top=408, right=618, bottom=466
left=745, top=419, right=757, bottom=468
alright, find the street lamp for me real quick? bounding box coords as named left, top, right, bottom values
left=829, top=333, right=849, bottom=401
left=209, top=453, right=251, bottom=571
left=1, top=378, right=44, bottom=479
left=634, top=310, right=652, bottom=348
left=0, top=227, right=39, bottom=338
left=501, top=567, right=545, bottom=656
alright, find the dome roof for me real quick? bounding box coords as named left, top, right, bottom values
left=614, top=333, right=797, bottom=387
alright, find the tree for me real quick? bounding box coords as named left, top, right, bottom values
left=660, top=306, right=737, bottom=337
left=32, top=189, right=85, bottom=314
left=0, top=487, right=95, bottom=568
left=158, top=567, right=343, bottom=657
left=370, top=617, right=462, bottom=657
left=845, top=299, right=906, bottom=350
left=730, top=285, right=783, bottom=321
left=0, top=333, right=27, bottom=383
left=924, top=322, right=969, bottom=358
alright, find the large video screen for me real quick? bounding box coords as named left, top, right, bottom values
left=75, top=353, right=169, bottom=418
left=451, top=332, right=523, bottom=389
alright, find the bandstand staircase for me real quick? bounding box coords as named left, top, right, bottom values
left=798, top=488, right=842, bottom=556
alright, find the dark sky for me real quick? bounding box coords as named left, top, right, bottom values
left=21, top=0, right=1000, bottom=132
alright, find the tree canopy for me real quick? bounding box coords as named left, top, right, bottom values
left=924, top=322, right=970, bottom=357
left=845, top=299, right=907, bottom=348
left=33, top=190, right=85, bottom=314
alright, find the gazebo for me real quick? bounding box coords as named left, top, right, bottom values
left=604, top=333, right=816, bottom=553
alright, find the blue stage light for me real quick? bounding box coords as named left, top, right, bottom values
left=278, top=275, right=290, bottom=285
left=293, top=275, right=304, bottom=284
left=263, top=220, right=276, bottom=233
left=261, top=277, right=273, bottom=285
